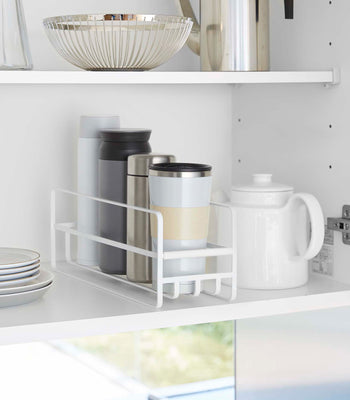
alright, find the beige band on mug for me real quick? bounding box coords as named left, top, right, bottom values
left=150, top=205, right=210, bottom=240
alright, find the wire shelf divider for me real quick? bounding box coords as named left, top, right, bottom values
left=51, top=188, right=237, bottom=308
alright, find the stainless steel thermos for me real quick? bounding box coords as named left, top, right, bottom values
left=99, top=129, right=151, bottom=274
left=127, top=154, right=175, bottom=283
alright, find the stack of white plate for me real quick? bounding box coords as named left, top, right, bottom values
left=0, top=248, right=53, bottom=307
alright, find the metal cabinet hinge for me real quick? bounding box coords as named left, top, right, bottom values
left=327, top=205, right=350, bottom=245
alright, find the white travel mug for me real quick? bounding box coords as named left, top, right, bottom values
left=77, top=115, right=120, bottom=266
left=149, top=163, right=212, bottom=295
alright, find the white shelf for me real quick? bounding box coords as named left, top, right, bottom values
left=0, top=70, right=338, bottom=85
left=1, top=262, right=350, bottom=345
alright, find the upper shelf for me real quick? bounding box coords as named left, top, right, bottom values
left=1, top=262, right=349, bottom=346
left=0, top=70, right=338, bottom=85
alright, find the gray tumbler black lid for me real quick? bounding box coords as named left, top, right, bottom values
left=99, top=129, right=152, bottom=161
left=149, top=163, right=212, bottom=177
left=100, top=129, right=151, bottom=142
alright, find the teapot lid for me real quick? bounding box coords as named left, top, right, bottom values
left=232, top=174, right=293, bottom=193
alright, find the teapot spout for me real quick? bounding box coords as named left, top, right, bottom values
left=176, top=0, right=200, bottom=55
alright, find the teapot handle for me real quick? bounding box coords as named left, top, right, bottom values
left=287, top=193, right=325, bottom=260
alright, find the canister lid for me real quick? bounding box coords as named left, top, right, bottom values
left=100, top=129, right=151, bottom=142
left=149, top=163, right=212, bottom=178
left=128, top=154, right=176, bottom=176
left=232, top=174, right=293, bottom=193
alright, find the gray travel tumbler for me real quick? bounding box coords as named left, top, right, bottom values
left=99, top=129, right=151, bottom=274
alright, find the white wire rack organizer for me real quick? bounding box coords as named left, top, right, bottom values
left=51, top=189, right=237, bottom=307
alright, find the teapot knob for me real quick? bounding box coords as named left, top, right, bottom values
left=253, top=174, right=272, bottom=184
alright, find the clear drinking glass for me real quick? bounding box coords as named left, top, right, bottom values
left=0, top=0, right=32, bottom=69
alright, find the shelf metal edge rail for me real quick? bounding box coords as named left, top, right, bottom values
left=50, top=189, right=237, bottom=307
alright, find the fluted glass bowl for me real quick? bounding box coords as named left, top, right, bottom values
left=43, top=14, right=193, bottom=71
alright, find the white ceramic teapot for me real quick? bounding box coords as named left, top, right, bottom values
left=231, top=174, right=324, bottom=290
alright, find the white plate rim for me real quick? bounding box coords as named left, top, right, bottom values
left=0, top=270, right=40, bottom=287
left=0, top=266, right=40, bottom=281
left=0, top=270, right=53, bottom=295
left=0, top=261, right=40, bottom=275
left=0, top=248, right=40, bottom=268
left=0, top=281, right=53, bottom=307
left=0, top=281, right=53, bottom=299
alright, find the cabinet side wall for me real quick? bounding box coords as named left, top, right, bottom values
left=236, top=1, right=350, bottom=398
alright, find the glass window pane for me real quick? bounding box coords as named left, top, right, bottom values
left=0, top=322, right=235, bottom=400
left=68, top=321, right=235, bottom=389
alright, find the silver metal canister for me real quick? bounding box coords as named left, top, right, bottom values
left=176, top=0, right=294, bottom=71
left=127, top=154, right=175, bottom=283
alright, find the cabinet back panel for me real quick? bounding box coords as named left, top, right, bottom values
left=0, top=85, right=233, bottom=260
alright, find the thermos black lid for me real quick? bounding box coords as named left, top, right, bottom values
left=99, top=129, right=152, bottom=161
left=100, top=129, right=151, bottom=142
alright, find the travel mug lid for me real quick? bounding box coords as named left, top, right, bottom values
left=149, top=163, right=212, bottom=178
left=128, top=154, right=176, bottom=176
left=100, top=129, right=151, bottom=142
